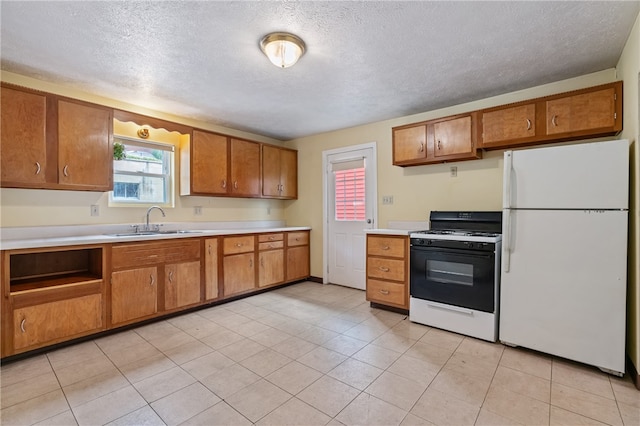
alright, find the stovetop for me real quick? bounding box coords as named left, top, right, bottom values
left=410, top=229, right=502, bottom=243
left=410, top=211, right=503, bottom=243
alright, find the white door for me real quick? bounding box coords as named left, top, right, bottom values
left=324, top=143, right=377, bottom=290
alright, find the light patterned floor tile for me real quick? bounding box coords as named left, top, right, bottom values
left=53, top=354, right=118, bottom=387
left=618, top=401, right=640, bottom=426
left=106, top=405, right=166, bottom=426
left=63, top=369, right=130, bottom=408
left=133, top=366, right=196, bottom=403
left=399, top=412, right=437, bottom=425
left=265, top=361, right=323, bottom=395
left=180, top=351, right=234, bottom=380
left=297, top=375, right=361, bottom=417
left=150, top=382, right=220, bottom=426
left=46, top=341, right=104, bottom=371
left=0, top=390, right=69, bottom=426
left=271, top=336, right=318, bottom=359
left=297, top=346, right=347, bottom=373
left=549, top=405, right=609, bottom=425
left=404, top=341, right=454, bottom=367
left=610, top=376, right=640, bottom=408
left=499, top=347, right=552, bottom=380
left=372, top=332, right=417, bottom=353
left=491, top=365, right=551, bottom=403
left=552, top=360, right=615, bottom=399
left=352, top=344, right=402, bottom=369
left=201, top=362, right=261, bottom=399
left=72, top=386, right=147, bottom=426
left=322, top=334, right=369, bottom=356
left=249, top=327, right=292, bottom=348
left=483, top=384, right=550, bottom=425
left=327, top=357, right=384, bottom=391
left=387, top=354, right=439, bottom=387
left=256, top=397, right=331, bottom=425
left=119, top=353, right=177, bottom=384
left=365, top=371, right=427, bottom=411
left=418, top=328, right=464, bottom=351
left=390, top=321, right=430, bottom=341
left=336, top=392, right=408, bottom=426
left=550, top=382, right=622, bottom=426
left=102, top=340, right=162, bottom=367
left=224, top=379, right=292, bottom=423
left=454, top=337, right=504, bottom=365
left=410, top=387, right=480, bottom=426
left=475, top=407, right=524, bottom=425
left=1, top=370, right=60, bottom=409
left=443, top=352, right=498, bottom=380
left=199, top=328, right=245, bottom=350
left=161, top=339, right=213, bottom=365
left=34, top=409, right=79, bottom=426
left=430, top=367, right=492, bottom=407
left=180, top=401, right=252, bottom=426
left=240, top=348, right=292, bottom=377
left=0, top=355, right=53, bottom=388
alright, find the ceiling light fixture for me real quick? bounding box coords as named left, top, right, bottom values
left=260, top=32, right=306, bottom=68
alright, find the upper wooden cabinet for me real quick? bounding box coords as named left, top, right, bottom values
left=262, top=145, right=298, bottom=199
left=479, top=81, right=622, bottom=149
left=181, top=130, right=261, bottom=198
left=393, top=112, right=481, bottom=166
left=1, top=84, right=113, bottom=191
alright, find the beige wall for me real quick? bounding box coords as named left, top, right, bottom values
left=284, top=69, right=617, bottom=279
left=616, top=12, right=640, bottom=376
left=0, top=72, right=286, bottom=228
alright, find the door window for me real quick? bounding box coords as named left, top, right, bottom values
left=334, top=167, right=365, bottom=221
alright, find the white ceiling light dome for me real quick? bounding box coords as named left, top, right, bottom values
left=260, top=32, right=306, bottom=68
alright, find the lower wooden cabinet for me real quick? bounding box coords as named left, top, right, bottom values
left=365, top=234, right=409, bottom=310
left=111, top=267, right=158, bottom=325
left=1, top=230, right=310, bottom=358
left=13, top=293, right=102, bottom=351
left=165, top=261, right=201, bottom=310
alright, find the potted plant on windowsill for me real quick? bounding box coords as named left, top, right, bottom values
left=113, top=142, right=126, bottom=160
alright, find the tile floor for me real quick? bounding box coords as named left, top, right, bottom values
left=1, top=282, right=638, bottom=426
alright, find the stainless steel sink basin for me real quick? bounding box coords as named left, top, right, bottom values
left=107, top=230, right=203, bottom=237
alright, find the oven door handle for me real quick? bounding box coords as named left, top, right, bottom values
left=412, top=247, right=494, bottom=259
left=427, top=302, right=474, bottom=316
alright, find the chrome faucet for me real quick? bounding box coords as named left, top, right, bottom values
left=145, top=206, right=166, bottom=232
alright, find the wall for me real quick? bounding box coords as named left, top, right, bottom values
left=285, top=69, right=618, bottom=279
left=616, top=11, right=640, bottom=379
left=0, top=72, right=286, bottom=228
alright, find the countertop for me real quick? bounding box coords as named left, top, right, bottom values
left=364, top=229, right=415, bottom=236
left=0, top=222, right=311, bottom=250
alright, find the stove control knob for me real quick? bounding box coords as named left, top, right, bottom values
left=426, top=240, right=432, bottom=245
left=467, top=242, right=474, bottom=249
left=414, top=239, right=424, bottom=246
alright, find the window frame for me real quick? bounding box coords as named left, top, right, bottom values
left=108, top=136, right=176, bottom=208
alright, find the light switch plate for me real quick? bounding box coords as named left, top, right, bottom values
left=194, top=206, right=203, bottom=216
left=450, top=166, right=458, bottom=177
left=90, top=205, right=99, bottom=216
left=382, top=195, right=394, bottom=205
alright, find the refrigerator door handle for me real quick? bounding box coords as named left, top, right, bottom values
left=503, top=151, right=513, bottom=209
left=503, top=209, right=511, bottom=273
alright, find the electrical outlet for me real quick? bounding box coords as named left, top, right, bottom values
left=450, top=166, right=458, bottom=177
left=382, top=195, right=394, bottom=205
left=194, top=206, right=203, bottom=216
left=90, top=205, right=99, bottom=216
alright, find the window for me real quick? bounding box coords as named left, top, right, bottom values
left=109, top=137, right=174, bottom=206
left=334, top=167, right=366, bottom=221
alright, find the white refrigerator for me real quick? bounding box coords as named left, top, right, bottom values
left=500, top=139, right=629, bottom=375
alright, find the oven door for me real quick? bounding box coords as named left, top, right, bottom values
left=410, top=246, right=495, bottom=313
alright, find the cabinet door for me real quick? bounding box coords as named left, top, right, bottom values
left=287, top=245, right=310, bottom=281
left=192, top=130, right=228, bottom=194
left=111, top=267, right=157, bottom=324
left=546, top=86, right=617, bottom=135
left=230, top=139, right=260, bottom=197
left=433, top=115, right=473, bottom=158
left=367, top=236, right=405, bottom=258
left=165, top=261, right=201, bottom=310
left=259, top=250, right=284, bottom=287
left=223, top=253, right=256, bottom=296
left=204, top=238, right=219, bottom=300
left=262, top=145, right=281, bottom=198
left=13, top=294, right=102, bottom=350
left=481, top=104, right=536, bottom=147
left=279, top=148, right=298, bottom=199
left=393, top=125, right=427, bottom=164
left=1, top=87, right=48, bottom=186
left=57, top=100, right=113, bottom=190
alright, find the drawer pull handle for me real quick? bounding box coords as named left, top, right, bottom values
left=236, top=243, right=242, bottom=247
left=20, top=318, right=26, bottom=333
left=419, top=142, right=424, bottom=152
left=382, top=246, right=390, bottom=250
left=168, top=270, right=174, bottom=283
left=379, top=289, right=390, bottom=295
left=222, top=180, right=227, bottom=189
left=35, top=162, right=41, bottom=175
left=379, top=267, right=390, bottom=272
left=437, top=140, right=442, bottom=150
left=234, top=181, right=238, bottom=190
left=63, top=165, right=69, bottom=177
left=526, top=118, right=532, bottom=130
left=551, top=115, right=558, bottom=127
left=150, top=275, right=154, bottom=286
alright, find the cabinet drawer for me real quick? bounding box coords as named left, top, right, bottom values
left=259, top=233, right=283, bottom=243
left=366, top=279, right=406, bottom=307
left=13, top=293, right=103, bottom=350
left=259, top=241, right=284, bottom=251
left=223, top=236, right=255, bottom=254
left=112, top=240, right=200, bottom=269
left=367, top=258, right=405, bottom=281
left=287, top=232, right=309, bottom=246
left=367, top=236, right=405, bottom=258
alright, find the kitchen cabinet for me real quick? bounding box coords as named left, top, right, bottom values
left=258, top=233, right=284, bottom=287
left=110, top=239, right=200, bottom=325
left=164, top=261, right=201, bottom=310
left=222, top=235, right=256, bottom=296
left=479, top=81, right=622, bottom=150
left=1, top=246, right=105, bottom=357
left=286, top=231, right=310, bottom=281
left=544, top=82, right=620, bottom=137
left=204, top=238, right=219, bottom=300
left=1, top=86, right=48, bottom=187
left=393, top=113, right=480, bottom=166
left=365, top=235, right=409, bottom=311
left=479, top=103, right=537, bottom=148
left=262, top=145, right=298, bottom=199
left=0, top=84, right=113, bottom=191
left=181, top=131, right=261, bottom=198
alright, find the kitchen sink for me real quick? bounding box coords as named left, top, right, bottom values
left=107, top=230, right=203, bottom=237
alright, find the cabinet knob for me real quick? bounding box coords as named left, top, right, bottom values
left=236, top=243, right=242, bottom=247
left=35, top=162, right=41, bottom=175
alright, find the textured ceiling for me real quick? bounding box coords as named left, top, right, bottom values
left=1, top=1, right=638, bottom=141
